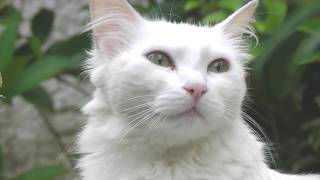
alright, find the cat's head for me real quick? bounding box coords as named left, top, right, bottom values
left=86, top=0, right=258, bottom=144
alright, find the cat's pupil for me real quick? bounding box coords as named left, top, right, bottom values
left=216, top=62, right=222, bottom=71
left=158, top=59, right=163, bottom=65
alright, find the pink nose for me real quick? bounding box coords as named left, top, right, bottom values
left=183, top=83, right=207, bottom=101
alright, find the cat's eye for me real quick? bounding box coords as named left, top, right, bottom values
left=208, top=58, right=230, bottom=73
left=146, top=51, right=174, bottom=68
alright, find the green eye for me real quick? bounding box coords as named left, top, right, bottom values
left=208, top=58, right=230, bottom=73
left=146, top=51, right=174, bottom=68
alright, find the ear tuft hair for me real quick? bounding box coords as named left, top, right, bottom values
left=87, top=0, right=144, bottom=57
left=217, top=0, right=258, bottom=38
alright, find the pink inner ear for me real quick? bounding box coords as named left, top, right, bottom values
left=217, top=0, right=258, bottom=37
left=94, top=24, right=122, bottom=37
left=89, top=0, right=143, bottom=57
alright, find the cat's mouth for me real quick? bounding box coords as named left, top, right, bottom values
left=176, top=106, right=206, bottom=120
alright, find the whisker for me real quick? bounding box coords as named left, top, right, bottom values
left=116, top=102, right=153, bottom=113
left=115, top=94, right=154, bottom=107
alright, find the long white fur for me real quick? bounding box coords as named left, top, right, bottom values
left=77, top=0, right=320, bottom=179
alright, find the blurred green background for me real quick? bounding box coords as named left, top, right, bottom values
left=0, top=0, right=319, bottom=179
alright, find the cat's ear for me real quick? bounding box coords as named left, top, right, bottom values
left=89, top=0, right=143, bottom=57
left=217, top=0, right=258, bottom=38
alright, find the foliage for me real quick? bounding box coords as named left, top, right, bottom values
left=0, top=7, right=90, bottom=111
left=0, top=0, right=319, bottom=179
left=12, top=165, right=66, bottom=180
left=0, top=6, right=89, bottom=179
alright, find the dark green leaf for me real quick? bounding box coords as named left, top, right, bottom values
left=14, top=43, right=34, bottom=58
left=272, top=27, right=320, bottom=96
left=8, top=56, right=69, bottom=97
left=45, top=33, right=90, bottom=57
left=31, top=9, right=54, bottom=42
left=13, top=164, right=66, bottom=180
left=22, top=86, right=54, bottom=111
left=0, top=12, right=19, bottom=72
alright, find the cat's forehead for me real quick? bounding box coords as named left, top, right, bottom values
left=137, top=20, right=232, bottom=58
left=143, top=20, right=225, bottom=46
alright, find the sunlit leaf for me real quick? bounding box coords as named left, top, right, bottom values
left=8, top=56, right=69, bottom=97
left=256, top=0, right=287, bottom=33
left=0, top=12, right=19, bottom=72
left=202, top=11, right=228, bottom=25
left=184, top=0, right=201, bottom=11
left=218, top=0, right=242, bottom=11
left=13, top=164, right=66, bottom=180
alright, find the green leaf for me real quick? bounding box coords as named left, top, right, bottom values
left=299, top=18, right=320, bottom=35
left=309, top=129, right=320, bottom=151
left=218, top=0, right=242, bottom=11
left=295, top=32, right=320, bottom=65
left=271, top=26, right=320, bottom=96
left=0, top=12, right=19, bottom=72
left=31, top=9, right=54, bottom=42
left=22, top=86, right=54, bottom=111
left=8, top=56, right=69, bottom=97
left=29, top=37, right=42, bottom=59
left=298, top=52, right=320, bottom=65
left=202, top=11, right=228, bottom=25
left=253, top=1, right=320, bottom=81
left=13, top=164, right=66, bottom=180
left=184, top=0, right=201, bottom=12
left=45, top=33, right=90, bottom=57
left=0, top=55, right=32, bottom=101
left=256, top=0, right=287, bottom=33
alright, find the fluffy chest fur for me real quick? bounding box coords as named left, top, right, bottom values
left=78, top=97, right=266, bottom=180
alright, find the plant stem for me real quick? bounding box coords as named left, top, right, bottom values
left=37, top=109, right=73, bottom=168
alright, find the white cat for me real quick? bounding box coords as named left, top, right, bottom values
left=77, top=0, right=320, bottom=179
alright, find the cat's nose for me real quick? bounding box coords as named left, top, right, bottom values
left=183, top=83, right=207, bottom=101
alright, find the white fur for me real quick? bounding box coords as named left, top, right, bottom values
left=77, top=0, right=320, bottom=179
